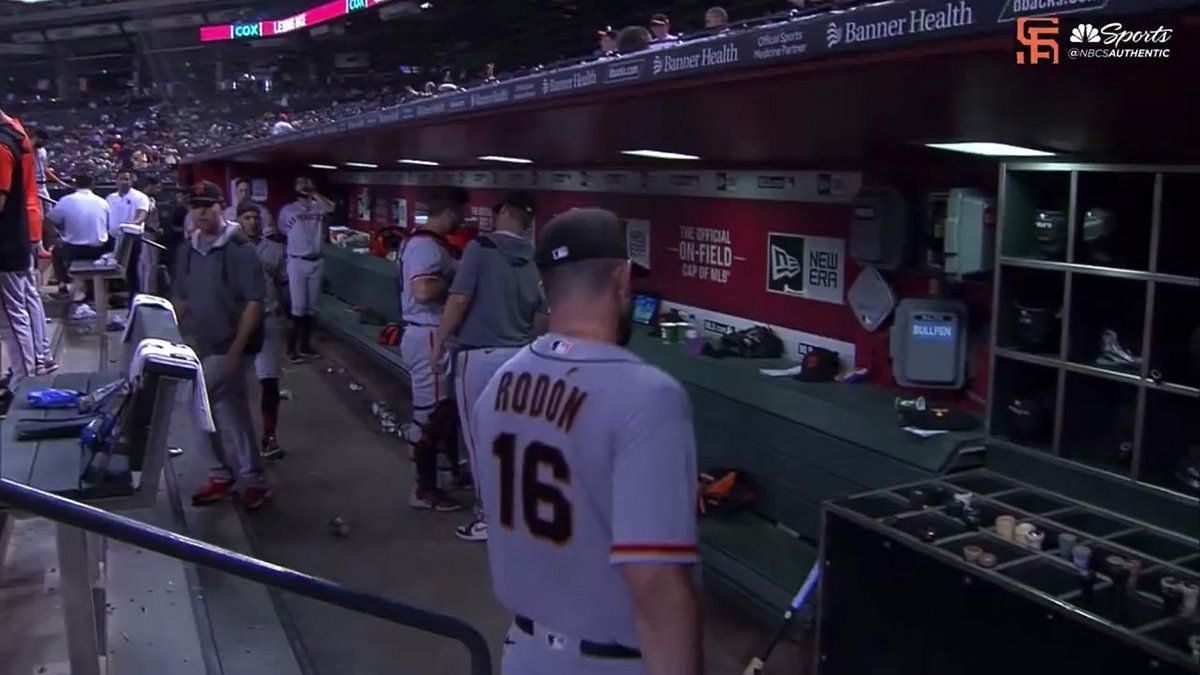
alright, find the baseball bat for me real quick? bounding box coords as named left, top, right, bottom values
left=741, top=561, right=821, bottom=675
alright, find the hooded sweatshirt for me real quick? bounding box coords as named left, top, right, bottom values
left=173, top=220, right=266, bottom=356
left=449, top=230, right=546, bottom=348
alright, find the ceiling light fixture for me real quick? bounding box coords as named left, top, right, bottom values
left=923, top=142, right=1056, bottom=157
left=620, top=149, right=702, bottom=160
left=309, top=163, right=338, bottom=170
left=478, top=155, right=534, bottom=164
left=343, top=161, right=379, bottom=168
left=397, top=159, right=441, bottom=166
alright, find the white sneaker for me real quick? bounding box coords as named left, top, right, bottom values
left=454, top=518, right=488, bottom=542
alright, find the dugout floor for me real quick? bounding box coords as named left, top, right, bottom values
left=0, top=308, right=808, bottom=674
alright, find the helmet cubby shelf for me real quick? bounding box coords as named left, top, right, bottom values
left=988, top=164, right=1200, bottom=500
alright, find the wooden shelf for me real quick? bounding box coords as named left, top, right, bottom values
left=995, top=349, right=1200, bottom=398
left=990, top=163, right=1200, bottom=494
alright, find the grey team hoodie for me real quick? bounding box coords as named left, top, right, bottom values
left=173, top=221, right=266, bottom=357
left=450, top=231, right=547, bottom=348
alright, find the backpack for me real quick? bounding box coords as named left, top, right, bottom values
left=183, top=238, right=265, bottom=354
left=702, top=325, right=784, bottom=360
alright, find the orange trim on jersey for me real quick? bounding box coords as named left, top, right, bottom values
left=611, top=543, right=698, bottom=556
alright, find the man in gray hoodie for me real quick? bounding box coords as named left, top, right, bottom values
left=174, top=182, right=270, bottom=511
left=432, top=191, right=548, bottom=541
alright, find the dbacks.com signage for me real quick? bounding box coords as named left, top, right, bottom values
left=826, top=0, right=975, bottom=49
left=998, top=0, right=1109, bottom=20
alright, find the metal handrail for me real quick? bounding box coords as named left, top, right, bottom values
left=0, top=478, right=493, bottom=675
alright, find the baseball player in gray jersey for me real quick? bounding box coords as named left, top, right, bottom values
left=237, top=201, right=288, bottom=459
left=431, top=191, right=548, bottom=541
left=277, top=176, right=333, bottom=361
left=471, top=209, right=702, bottom=675
left=399, top=186, right=470, bottom=512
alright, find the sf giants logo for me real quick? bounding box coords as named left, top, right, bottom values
left=1016, top=16, right=1059, bottom=65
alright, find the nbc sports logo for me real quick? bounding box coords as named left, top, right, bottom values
left=652, top=55, right=663, bottom=75
left=1069, top=23, right=1101, bottom=43
left=826, top=22, right=842, bottom=48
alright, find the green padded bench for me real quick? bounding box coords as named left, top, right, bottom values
left=319, top=245, right=408, bottom=380
left=626, top=333, right=984, bottom=623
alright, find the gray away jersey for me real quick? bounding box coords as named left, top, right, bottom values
left=470, top=334, right=698, bottom=648
left=399, top=233, right=456, bottom=326
left=449, top=232, right=546, bottom=348
left=277, top=199, right=325, bottom=257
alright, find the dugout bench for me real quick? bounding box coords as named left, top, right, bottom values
left=0, top=297, right=203, bottom=675
left=319, top=245, right=986, bottom=624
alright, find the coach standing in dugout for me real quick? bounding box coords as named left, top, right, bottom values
left=174, top=181, right=271, bottom=511
left=400, top=186, right=470, bottom=512
left=431, top=191, right=548, bottom=542
left=0, top=109, right=43, bottom=391
left=277, top=176, right=333, bottom=362
left=471, top=209, right=702, bottom=675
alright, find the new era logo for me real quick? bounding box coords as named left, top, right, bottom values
left=552, top=245, right=569, bottom=260
left=769, top=245, right=801, bottom=281
left=766, top=233, right=806, bottom=296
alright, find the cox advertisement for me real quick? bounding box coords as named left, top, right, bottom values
left=200, top=0, right=392, bottom=42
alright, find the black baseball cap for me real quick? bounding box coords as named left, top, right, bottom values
left=534, top=208, right=648, bottom=277
left=236, top=200, right=260, bottom=216
left=495, top=191, right=536, bottom=217
left=189, top=180, right=223, bottom=206
left=794, top=347, right=840, bottom=383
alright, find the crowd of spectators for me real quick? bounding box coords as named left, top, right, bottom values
left=9, top=1, right=854, bottom=181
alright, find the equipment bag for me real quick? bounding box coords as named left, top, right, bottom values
left=697, top=468, right=758, bottom=516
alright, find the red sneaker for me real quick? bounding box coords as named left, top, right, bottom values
left=242, top=486, right=272, bottom=512
left=191, top=478, right=235, bottom=506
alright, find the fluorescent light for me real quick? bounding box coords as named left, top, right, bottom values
left=397, top=159, right=441, bottom=166
left=309, top=163, right=338, bottom=170
left=343, top=161, right=379, bottom=168
left=621, top=149, right=702, bottom=160
left=924, top=142, right=1056, bottom=157
left=478, top=155, right=534, bottom=164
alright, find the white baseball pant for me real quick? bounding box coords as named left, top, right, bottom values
left=399, top=325, right=450, bottom=436
left=24, top=256, right=50, bottom=365
left=454, top=347, right=520, bottom=487
left=254, top=317, right=285, bottom=380
left=287, top=257, right=323, bottom=317
left=0, top=270, right=37, bottom=386
left=502, top=623, right=645, bottom=675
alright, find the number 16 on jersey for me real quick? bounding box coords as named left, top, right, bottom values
left=492, top=433, right=573, bottom=544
